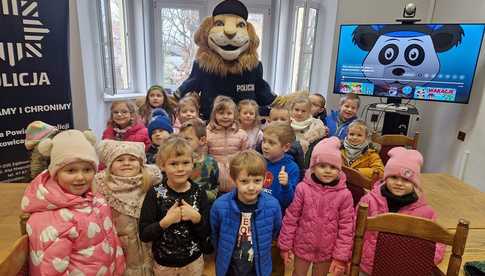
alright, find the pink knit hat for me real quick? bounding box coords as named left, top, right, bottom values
left=309, top=137, right=342, bottom=169
left=384, top=147, right=423, bottom=189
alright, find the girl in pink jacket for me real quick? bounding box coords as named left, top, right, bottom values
left=21, top=130, right=125, bottom=276
left=206, top=96, right=248, bottom=193
left=102, top=101, right=151, bottom=150
left=358, top=147, right=445, bottom=275
left=278, top=137, right=355, bottom=276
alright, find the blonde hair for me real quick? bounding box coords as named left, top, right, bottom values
left=339, top=93, right=361, bottom=108
left=238, top=99, right=261, bottom=128
left=208, top=96, right=239, bottom=130
left=179, top=118, right=206, bottom=139
left=348, top=119, right=369, bottom=137
left=263, top=122, right=295, bottom=146
left=229, top=150, right=266, bottom=180
left=108, top=100, right=140, bottom=128
left=156, top=135, right=193, bottom=167
left=290, top=96, right=311, bottom=111
left=177, top=94, right=200, bottom=117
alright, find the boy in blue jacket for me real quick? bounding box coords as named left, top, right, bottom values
left=325, top=93, right=360, bottom=140
left=211, top=150, right=282, bottom=276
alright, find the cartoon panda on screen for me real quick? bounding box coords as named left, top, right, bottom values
left=352, top=24, right=464, bottom=97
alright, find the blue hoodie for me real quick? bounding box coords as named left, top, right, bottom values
left=325, top=110, right=357, bottom=140
left=264, top=154, right=300, bottom=210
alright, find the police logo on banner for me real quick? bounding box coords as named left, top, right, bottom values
left=0, top=0, right=72, bottom=182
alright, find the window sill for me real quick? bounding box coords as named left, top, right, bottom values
left=103, top=92, right=145, bottom=102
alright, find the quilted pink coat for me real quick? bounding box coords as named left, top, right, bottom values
left=206, top=123, right=248, bottom=192
left=358, top=182, right=446, bottom=274
left=102, top=122, right=151, bottom=150
left=21, top=171, right=126, bottom=276
left=278, top=171, right=355, bottom=262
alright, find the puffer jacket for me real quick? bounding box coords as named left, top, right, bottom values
left=278, top=171, right=355, bottom=262
left=206, top=123, right=248, bottom=192
left=21, top=171, right=126, bottom=276
left=210, top=190, right=282, bottom=276
left=102, top=122, right=151, bottom=150
left=358, top=182, right=446, bottom=274
left=342, top=146, right=384, bottom=179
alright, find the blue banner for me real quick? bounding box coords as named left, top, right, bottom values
left=0, top=0, right=72, bottom=182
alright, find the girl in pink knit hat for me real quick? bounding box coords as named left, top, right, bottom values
left=358, top=147, right=445, bottom=275
left=278, top=137, right=355, bottom=276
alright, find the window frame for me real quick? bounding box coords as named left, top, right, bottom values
left=247, top=5, right=272, bottom=81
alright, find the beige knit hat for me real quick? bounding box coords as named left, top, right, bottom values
left=97, top=140, right=146, bottom=169
left=38, top=129, right=98, bottom=176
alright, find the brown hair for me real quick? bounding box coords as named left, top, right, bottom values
left=208, top=96, right=239, bottom=130
left=139, top=85, right=176, bottom=123
left=339, top=93, right=361, bottom=108
left=177, top=94, right=200, bottom=117
left=156, top=135, right=193, bottom=167
left=348, top=119, right=369, bottom=137
left=179, top=118, right=206, bottom=139
left=229, top=150, right=266, bottom=181
left=108, top=100, right=140, bottom=128
left=269, top=106, right=290, bottom=121
left=310, top=93, right=326, bottom=108
left=238, top=99, right=261, bottom=128
left=263, top=122, right=296, bottom=146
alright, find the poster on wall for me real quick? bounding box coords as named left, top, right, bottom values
left=0, top=0, right=72, bottom=182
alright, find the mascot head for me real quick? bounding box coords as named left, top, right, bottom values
left=353, top=24, right=464, bottom=90
left=195, top=0, right=260, bottom=76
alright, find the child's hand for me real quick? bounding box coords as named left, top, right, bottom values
left=180, top=199, right=201, bottom=224
left=278, top=166, right=288, bottom=186
left=329, top=259, right=346, bottom=276
left=160, top=202, right=181, bottom=229
left=280, top=250, right=293, bottom=266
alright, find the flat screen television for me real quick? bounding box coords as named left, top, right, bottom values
left=333, top=23, right=485, bottom=103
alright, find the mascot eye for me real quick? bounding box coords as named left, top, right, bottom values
left=378, top=44, right=399, bottom=65
left=214, top=20, right=224, bottom=27
left=404, top=44, right=425, bottom=66
left=237, top=21, right=246, bottom=28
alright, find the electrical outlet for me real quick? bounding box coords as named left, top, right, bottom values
left=457, top=131, right=466, bottom=141
left=371, top=114, right=379, bottom=122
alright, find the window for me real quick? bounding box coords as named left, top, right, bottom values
left=289, top=2, right=319, bottom=91
left=157, top=6, right=201, bottom=91
left=99, top=0, right=134, bottom=94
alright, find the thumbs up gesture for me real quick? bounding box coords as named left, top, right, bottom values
left=279, top=166, right=288, bottom=186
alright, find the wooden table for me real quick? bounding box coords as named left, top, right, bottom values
left=421, top=174, right=485, bottom=275
left=0, top=183, right=27, bottom=261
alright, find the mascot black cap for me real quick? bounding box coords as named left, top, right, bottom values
left=212, top=0, right=248, bottom=21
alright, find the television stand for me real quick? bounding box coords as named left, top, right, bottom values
left=367, top=100, right=419, bottom=135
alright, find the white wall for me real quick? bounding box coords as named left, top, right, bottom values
left=314, top=0, right=485, bottom=190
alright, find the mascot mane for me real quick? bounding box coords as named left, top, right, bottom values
left=194, top=16, right=260, bottom=77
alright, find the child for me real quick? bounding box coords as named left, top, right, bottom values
left=325, top=93, right=360, bottom=140
left=139, top=85, right=176, bottom=125
left=309, top=93, right=327, bottom=123
left=179, top=119, right=219, bottom=204
left=24, top=121, right=59, bottom=180
left=341, top=120, right=384, bottom=179
left=21, top=130, right=125, bottom=275
left=261, top=122, right=300, bottom=211
left=210, top=150, right=282, bottom=276
left=358, top=147, right=445, bottom=276
left=139, top=136, right=210, bottom=275
left=173, top=94, right=200, bottom=133
left=289, top=95, right=327, bottom=154
left=94, top=140, right=162, bottom=275
left=238, top=99, right=263, bottom=149
left=146, top=109, right=174, bottom=164
left=278, top=137, right=355, bottom=276
left=103, top=100, right=151, bottom=149
left=206, top=96, right=248, bottom=193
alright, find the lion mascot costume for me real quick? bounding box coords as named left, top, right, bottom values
left=175, top=0, right=277, bottom=120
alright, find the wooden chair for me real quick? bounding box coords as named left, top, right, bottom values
left=350, top=203, right=469, bottom=276
left=0, top=235, right=29, bottom=276
left=371, top=132, right=420, bottom=164
left=342, top=166, right=378, bottom=206
left=19, top=213, right=30, bottom=235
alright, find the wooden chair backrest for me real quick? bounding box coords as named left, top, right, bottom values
left=0, top=235, right=29, bottom=276
left=350, top=203, right=469, bottom=276
left=342, top=166, right=376, bottom=191
left=371, top=132, right=420, bottom=164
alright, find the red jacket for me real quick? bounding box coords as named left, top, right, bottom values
left=358, top=182, right=445, bottom=274
left=278, top=171, right=355, bottom=262
left=102, top=122, right=151, bottom=150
